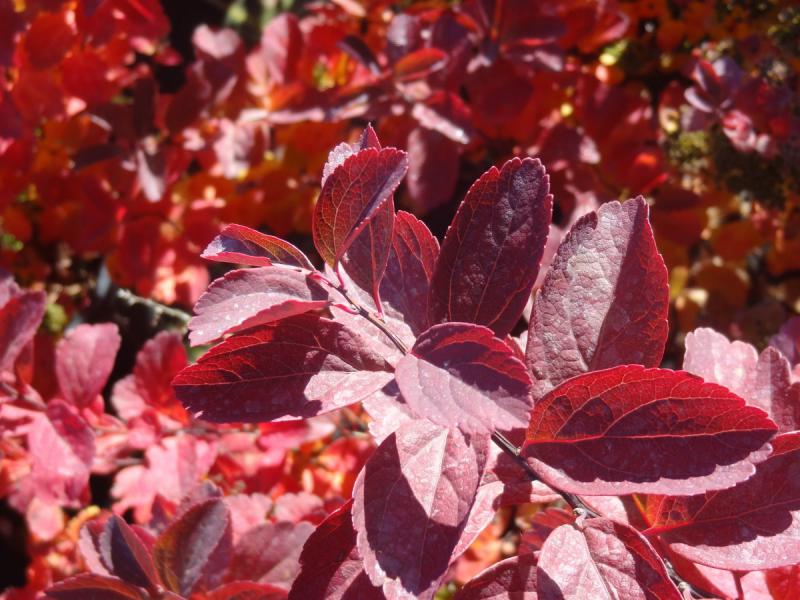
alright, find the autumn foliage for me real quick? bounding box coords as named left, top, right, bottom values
left=1, top=0, right=800, bottom=599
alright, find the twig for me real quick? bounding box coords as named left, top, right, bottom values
left=115, top=288, right=191, bottom=325
left=332, top=283, right=409, bottom=354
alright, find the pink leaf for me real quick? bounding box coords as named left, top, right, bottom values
left=202, top=224, right=314, bottom=270
left=395, top=323, right=533, bottom=436
left=428, top=157, right=552, bottom=338
left=229, top=521, right=314, bottom=589
left=526, top=198, right=669, bottom=396
left=312, top=146, right=408, bottom=268
left=353, top=419, right=488, bottom=599
left=522, top=365, right=777, bottom=495
left=173, top=315, right=394, bottom=423
left=153, top=498, right=232, bottom=596
left=289, top=501, right=382, bottom=600
left=0, top=288, right=45, bottom=372
left=188, top=268, right=330, bottom=346
left=684, top=328, right=800, bottom=432
left=56, top=323, right=121, bottom=408
left=645, top=432, right=800, bottom=571
left=537, top=517, right=681, bottom=599
left=455, top=555, right=538, bottom=600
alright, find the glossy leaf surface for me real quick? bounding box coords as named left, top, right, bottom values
left=202, top=224, right=314, bottom=270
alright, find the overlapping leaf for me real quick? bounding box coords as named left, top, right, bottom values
left=395, top=322, right=533, bottom=436
left=188, top=267, right=330, bottom=346
left=201, top=224, right=314, bottom=270
left=428, top=157, right=552, bottom=338
left=228, top=521, right=314, bottom=589
left=173, top=314, right=394, bottom=422
left=55, top=323, right=121, bottom=408
left=353, top=419, right=488, bottom=599
left=537, top=517, right=681, bottom=599
left=522, top=365, right=777, bottom=495
left=526, top=198, right=669, bottom=396
left=645, top=432, right=800, bottom=571
left=0, top=287, right=45, bottom=373
left=45, top=574, right=148, bottom=600
left=100, top=516, right=160, bottom=593
left=455, top=555, right=538, bottom=600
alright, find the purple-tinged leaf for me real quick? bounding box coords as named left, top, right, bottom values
left=153, top=498, right=232, bottom=596
left=100, top=516, right=160, bottom=592
left=537, top=518, right=681, bottom=600
left=56, top=323, right=121, bottom=408
left=525, top=198, right=669, bottom=396
left=770, top=316, right=800, bottom=366
left=405, top=127, right=460, bottom=214
left=380, top=211, right=439, bottom=335
left=522, top=365, right=777, bottom=496
left=428, top=157, right=552, bottom=338
left=188, top=268, right=330, bottom=346
left=645, top=432, right=800, bottom=571
left=455, top=555, right=538, bottom=600
left=684, top=328, right=800, bottom=432
left=207, top=581, right=288, bottom=600
left=202, top=224, right=314, bottom=270
left=396, top=323, right=533, bottom=436
left=0, top=288, right=45, bottom=372
left=312, top=146, right=408, bottom=268
left=173, top=315, right=394, bottom=423
left=353, top=419, right=488, bottom=599
left=289, top=501, right=382, bottom=600
left=45, top=574, right=147, bottom=599
left=229, top=521, right=314, bottom=589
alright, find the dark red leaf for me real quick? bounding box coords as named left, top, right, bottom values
left=100, top=516, right=160, bottom=591
left=56, top=323, right=121, bottom=408
left=522, top=365, right=777, bottom=495
left=202, top=224, right=315, bottom=270
left=393, top=48, right=448, bottom=81
left=153, top=498, right=232, bottom=596
left=428, top=157, right=552, bottom=338
left=312, top=146, right=408, bottom=268
left=173, top=314, right=394, bottom=423
left=207, top=581, right=288, bottom=600
left=229, top=521, right=314, bottom=589
left=188, top=268, right=330, bottom=346
left=396, top=323, right=533, bottom=436
left=645, top=432, right=800, bottom=570
left=289, top=501, right=382, bottom=600
left=537, top=517, right=681, bottom=599
left=684, top=328, right=800, bottom=432
left=379, top=211, right=439, bottom=335
left=24, top=11, right=75, bottom=70
left=526, top=198, right=669, bottom=396
left=455, top=555, right=538, bottom=600
left=45, top=574, right=147, bottom=600
left=353, top=419, right=488, bottom=599
left=405, top=127, right=460, bottom=214
left=0, top=288, right=45, bottom=372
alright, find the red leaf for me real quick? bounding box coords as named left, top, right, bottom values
left=396, top=323, right=533, bottom=436
left=188, top=268, right=330, bottom=346
left=455, top=555, right=538, bottom=600
left=202, top=224, right=314, bottom=270
left=684, top=328, right=800, bottom=432
left=526, top=198, right=669, bottom=396
left=173, top=315, right=394, bottom=423
left=207, top=582, right=288, bottom=600
left=393, top=48, right=448, bottom=81
left=405, top=127, right=460, bottom=214
left=260, top=13, right=302, bottom=86
left=45, top=574, right=147, bottom=600
left=353, top=419, right=489, bottom=599
left=100, top=516, right=160, bottom=592
left=537, top=518, right=681, bottom=599
left=153, top=498, right=232, bottom=596
left=428, top=157, right=552, bottom=338
left=0, top=288, right=45, bottom=372
left=519, top=508, right=575, bottom=554
left=645, top=432, right=800, bottom=570
left=522, top=365, right=777, bottom=495
left=24, top=11, right=75, bottom=70
left=228, top=521, right=314, bottom=589
left=312, top=146, right=408, bottom=268
left=56, top=323, right=121, bottom=408
left=379, top=211, right=439, bottom=335
left=289, top=501, right=383, bottom=600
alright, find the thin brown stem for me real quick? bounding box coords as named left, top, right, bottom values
left=333, top=283, right=408, bottom=354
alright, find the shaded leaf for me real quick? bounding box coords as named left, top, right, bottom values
left=56, top=323, right=121, bottom=408
left=522, top=365, right=777, bottom=495
left=537, top=518, right=681, bottom=599
left=455, top=555, right=538, bottom=600
left=188, top=268, right=330, bottom=346
left=100, top=516, right=160, bottom=592
left=526, top=198, right=669, bottom=396
left=405, top=127, right=460, bottom=214
left=353, top=419, right=488, bottom=599
left=229, top=521, right=314, bottom=589
left=396, top=323, right=533, bottom=436
left=45, top=574, right=147, bottom=600
left=428, top=157, right=552, bottom=338
left=393, top=48, right=447, bottom=81
left=202, top=224, right=314, bottom=270
left=174, top=315, right=394, bottom=423
left=0, top=288, right=45, bottom=372
left=645, top=432, right=800, bottom=571
left=207, top=581, right=288, bottom=600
